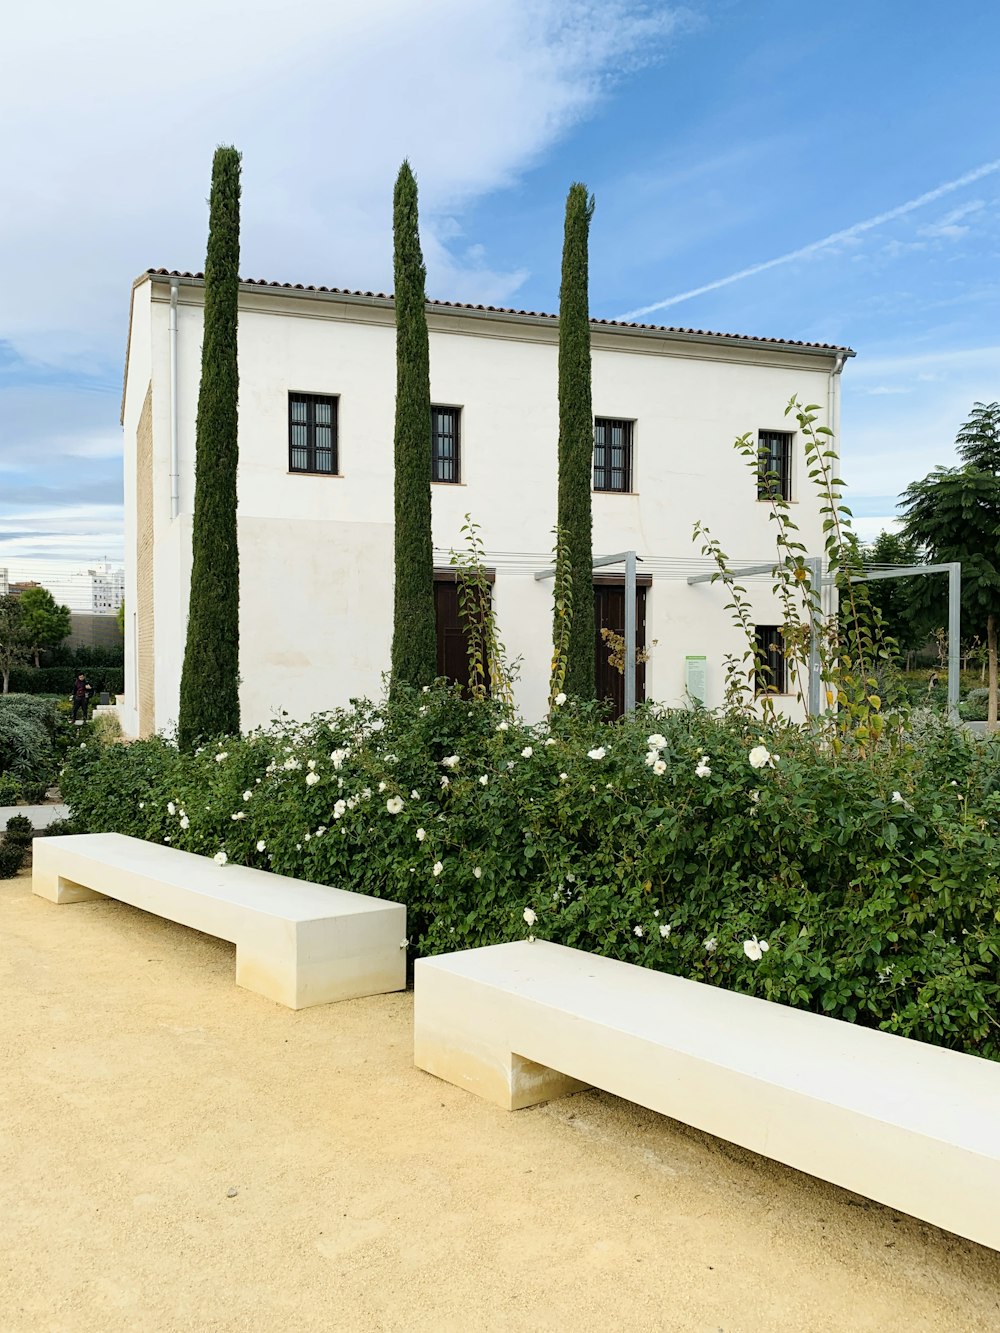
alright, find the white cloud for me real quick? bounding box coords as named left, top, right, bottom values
left=619, top=159, right=1000, bottom=321
left=918, top=199, right=986, bottom=240
left=0, top=0, right=688, bottom=560
left=1, top=0, right=685, bottom=365
left=841, top=343, right=1000, bottom=501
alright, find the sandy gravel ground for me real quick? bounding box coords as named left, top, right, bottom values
left=2, top=869, right=999, bottom=1333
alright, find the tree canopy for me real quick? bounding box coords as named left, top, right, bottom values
left=0, top=595, right=31, bottom=694
left=18, top=586, right=71, bottom=667
left=555, top=182, right=596, bottom=701
left=178, top=145, right=243, bottom=751
left=390, top=160, right=437, bottom=690
left=901, top=402, right=1000, bottom=727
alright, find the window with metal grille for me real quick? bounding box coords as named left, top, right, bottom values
left=757, top=430, right=792, bottom=500
left=432, top=406, right=461, bottom=483
left=754, top=624, right=787, bottom=694
left=289, top=393, right=338, bottom=475
left=593, top=417, right=634, bottom=492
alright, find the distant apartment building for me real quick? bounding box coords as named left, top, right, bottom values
left=49, top=563, right=125, bottom=614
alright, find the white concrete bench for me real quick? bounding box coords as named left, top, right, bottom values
left=414, top=940, right=1000, bottom=1251
left=33, top=833, right=406, bottom=1010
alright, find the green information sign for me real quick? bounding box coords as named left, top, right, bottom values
left=685, top=655, right=707, bottom=705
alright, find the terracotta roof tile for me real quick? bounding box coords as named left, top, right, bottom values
left=145, top=269, right=853, bottom=354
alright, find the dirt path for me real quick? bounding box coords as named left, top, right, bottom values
left=2, top=869, right=999, bottom=1333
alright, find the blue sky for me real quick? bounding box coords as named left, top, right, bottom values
left=2, top=0, right=999, bottom=576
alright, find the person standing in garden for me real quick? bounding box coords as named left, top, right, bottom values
left=70, top=672, right=93, bottom=724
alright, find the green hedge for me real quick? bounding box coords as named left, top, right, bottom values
left=7, top=667, right=124, bottom=696
left=60, top=687, right=1000, bottom=1061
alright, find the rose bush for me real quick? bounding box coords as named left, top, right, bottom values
left=60, top=684, right=1000, bottom=1059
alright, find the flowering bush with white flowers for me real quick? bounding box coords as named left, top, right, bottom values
left=60, top=682, right=1000, bottom=1060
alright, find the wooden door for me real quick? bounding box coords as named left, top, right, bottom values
left=434, top=579, right=491, bottom=695
left=594, top=582, right=647, bottom=718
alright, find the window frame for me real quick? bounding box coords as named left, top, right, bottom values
left=757, top=429, right=793, bottom=501
left=431, top=404, right=462, bottom=484
left=288, top=391, right=339, bottom=476
left=593, top=416, right=635, bottom=493
left=754, top=624, right=788, bottom=695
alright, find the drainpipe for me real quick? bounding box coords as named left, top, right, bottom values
left=169, top=280, right=179, bottom=518
left=824, top=351, right=847, bottom=619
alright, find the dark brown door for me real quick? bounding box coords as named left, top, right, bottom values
left=434, top=581, right=469, bottom=687
left=594, top=582, right=647, bottom=718
left=434, top=579, right=491, bottom=695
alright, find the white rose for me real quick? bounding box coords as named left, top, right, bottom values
left=213, top=851, right=228, bottom=866
left=587, top=747, right=606, bottom=761
left=554, top=692, right=567, bottom=706
left=748, top=745, right=773, bottom=770
left=743, top=935, right=770, bottom=961
left=521, top=746, right=533, bottom=758
left=386, top=796, right=404, bottom=815
left=432, top=861, right=443, bottom=877
left=523, top=907, right=537, bottom=927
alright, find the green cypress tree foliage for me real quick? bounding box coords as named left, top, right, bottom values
left=178, top=146, right=242, bottom=751
left=390, top=160, right=437, bottom=689
left=555, top=182, right=596, bottom=700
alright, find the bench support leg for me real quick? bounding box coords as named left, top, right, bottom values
left=414, top=962, right=589, bottom=1110
left=33, top=872, right=105, bottom=905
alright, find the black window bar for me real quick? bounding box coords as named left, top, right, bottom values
left=594, top=418, right=633, bottom=492
left=289, top=393, right=337, bottom=474
left=432, top=407, right=460, bottom=483
left=754, top=625, right=787, bottom=695
left=757, top=430, right=792, bottom=500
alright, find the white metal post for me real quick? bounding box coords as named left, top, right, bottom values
left=624, top=551, right=637, bottom=714
left=948, top=562, right=961, bottom=725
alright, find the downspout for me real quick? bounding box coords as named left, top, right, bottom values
left=825, top=351, right=847, bottom=621
left=169, top=280, right=179, bottom=518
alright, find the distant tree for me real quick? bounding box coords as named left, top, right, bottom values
left=555, top=182, right=596, bottom=701
left=390, top=160, right=437, bottom=690
left=116, top=599, right=125, bottom=637
left=901, top=402, right=1000, bottom=729
left=0, top=595, right=31, bottom=694
left=178, top=145, right=242, bottom=751
left=18, top=586, right=72, bottom=667
left=856, top=530, right=933, bottom=659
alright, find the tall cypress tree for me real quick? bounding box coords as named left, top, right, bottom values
left=555, top=182, right=596, bottom=699
left=390, top=161, right=437, bottom=689
left=178, top=145, right=242, bottom=751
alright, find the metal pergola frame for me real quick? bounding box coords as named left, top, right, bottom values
left=687, top=559, right=962, bottom=724
left=535, top=551, right=641, bottom=712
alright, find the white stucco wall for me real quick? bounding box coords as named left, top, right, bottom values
left=121, top=276, right=847, bottom=735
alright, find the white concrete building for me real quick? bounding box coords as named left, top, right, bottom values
left=57, top=562, right=126, bottom=614
left=120, top=269, right=852, bottom=739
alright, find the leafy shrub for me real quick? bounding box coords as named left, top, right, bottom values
left=61, top=685, right=1000, bottom=1060
left=41, top=817, right=82, bottom=838
left=4, top=814, right=34, bottom=847
left=959, top=688, right=991, bottom=722
left=0, top=697, right=58, bottom=790
left=0, top=840, right=26, bottom=878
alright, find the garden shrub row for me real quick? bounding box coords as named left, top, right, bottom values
left=60, top=685, right=1000, bottom=1061
left=6, top=667, right=124, bottom=696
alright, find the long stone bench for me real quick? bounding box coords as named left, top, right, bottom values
left=33, top=833, right=406, bottom=1010
left=414, top=940, right=1000, bottom=1251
